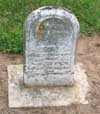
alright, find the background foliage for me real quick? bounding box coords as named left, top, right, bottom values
left=0, top=0, right=100, bottom=53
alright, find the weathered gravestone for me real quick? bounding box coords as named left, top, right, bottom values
left=8, top=6, right=89, bottom=108
left=24, top=6, right=79, bottom=86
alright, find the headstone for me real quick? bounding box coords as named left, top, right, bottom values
left=8, top=6, right=89, bottom=108
left=24, top=6, right=80, bottom=86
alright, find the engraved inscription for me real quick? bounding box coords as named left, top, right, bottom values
left=28, top=18, right=73, bottom=79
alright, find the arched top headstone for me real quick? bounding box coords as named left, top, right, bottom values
left=24, top=6, right=80, bottom=86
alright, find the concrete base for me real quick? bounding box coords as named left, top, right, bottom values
left=8, top=64, right=89, bottom=108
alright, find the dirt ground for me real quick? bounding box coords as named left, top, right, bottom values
left=0, top=36, right=100, bottom=114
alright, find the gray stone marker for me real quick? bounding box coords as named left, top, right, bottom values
left=8, top=6, right=89, bottom=108
left=24, top=6, right=80, bottom=86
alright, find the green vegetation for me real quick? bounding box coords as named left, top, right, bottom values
left=0, top=0, right=100, bottom=53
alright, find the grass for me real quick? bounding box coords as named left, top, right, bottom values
left=0, top=0, right=100, bottom=53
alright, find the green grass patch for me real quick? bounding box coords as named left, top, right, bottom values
left=0, top=0, right=100, bottom=53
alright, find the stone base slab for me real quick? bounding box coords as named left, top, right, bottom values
left=8, top=64, right=89, bottom=108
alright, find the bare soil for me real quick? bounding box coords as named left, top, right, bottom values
left=0, top=36, right=100, bottom=114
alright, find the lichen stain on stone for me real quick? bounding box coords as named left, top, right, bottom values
left=37, top=22, right=45, bottom=40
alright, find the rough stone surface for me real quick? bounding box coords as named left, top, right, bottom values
left=24, top=6, right=80, bottom=86
left=8, top=64, right=88, bottom=108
